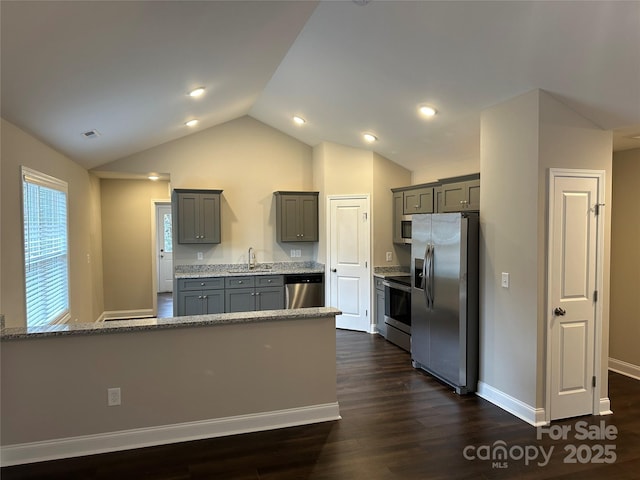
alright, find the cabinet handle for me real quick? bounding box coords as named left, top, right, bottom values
left=203, top=295, right=207, bottom=299
left=198, top=295, right=203, bottom=299
left=238, top=280, right=243, bottom=284
left=200, top=282, right=205, bottom=286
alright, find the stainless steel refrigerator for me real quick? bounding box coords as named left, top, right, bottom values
left=411, top=212, right=479, bottom=394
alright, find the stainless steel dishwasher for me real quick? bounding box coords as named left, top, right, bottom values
left=284, top=274, right=325, bottom=309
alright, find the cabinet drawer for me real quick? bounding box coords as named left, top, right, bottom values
left=178, top=277, right=224, bottom=291
left=256, top=275, right=284, bottom=287
left=225, top=276, right=256, bottom=289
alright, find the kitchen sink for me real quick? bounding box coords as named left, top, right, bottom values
left=226, top=265, right=273, bottom=273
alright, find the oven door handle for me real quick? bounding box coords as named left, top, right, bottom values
left=382, top=280, right=412, bottom=294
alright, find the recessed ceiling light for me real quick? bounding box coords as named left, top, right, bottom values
left=293, top=116, right=306, bottom=125
left=419, top=105, right=437, bottom=117
left=148, top=174, right=160, bottom=181
left=363, top=133, right=378, bottom=143
left=185, top=119, right=199, bottom=127
left=188, top=87, right=205, bottom=98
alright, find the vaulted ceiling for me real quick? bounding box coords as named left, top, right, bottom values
left=2, top=1, right=639, bottom=173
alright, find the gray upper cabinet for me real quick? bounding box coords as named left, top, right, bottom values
left=403, top=186, right=434, bottom=214
left=438, top=178, right=480, bottom=212
left=274, top=191, right=319, bottom=242
left=173, top=189, right=222, bottom=244
left=392, top=191, right=405, bottom=244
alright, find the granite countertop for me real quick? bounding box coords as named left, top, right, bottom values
left=175, top=261, right=324, bottom=279
left=0, top=307, right=342, bottom=341
left=373, top=266, right=410, bottom=279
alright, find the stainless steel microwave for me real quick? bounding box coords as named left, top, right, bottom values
left=400, top=215, right=412, bottom=244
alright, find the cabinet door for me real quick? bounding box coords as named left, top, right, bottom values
left=299, top=195, right=318, bottom=242
left=178, top=291, right=205, bottom=316
left=392, top=192, right=404, bottom=244
left=403, top=187, right=434, bottom=214
left=200, top=194, right=221, bottom=243
left=439, top=180, right=480, bottom=212
left=225, top=288, right=255, bottom=313
left=439, top=182, right=467, bottom=212
left=177, top=193, right=200, bottom=243
left=256, top=286, right=285, bottom=311
left=203, top=289, right=225, bottom=314
left=279, top=196, right=300, bottom=242
left=466, top=179, right=480, bottom=211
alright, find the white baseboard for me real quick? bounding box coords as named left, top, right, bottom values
left=102, top=309, right=154, bottom=321
left=1, top=402, right=341, bottom=467
left=599, top=397, right=613, bottom=416
left=609, top=357, right=640, bottom=380
left=476, top=381, right=546, bottom=427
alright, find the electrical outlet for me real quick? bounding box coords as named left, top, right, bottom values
left=107, top=387, right=121, bottom=406
left=290, top=249, right=296, bottom=258
left=295, top=249, right=302, bottom=258
left=501, top=272, right=510, bottom=288
left=386, top=252, right=393, bottom=262
left=197, top=252, right=203, bottom=261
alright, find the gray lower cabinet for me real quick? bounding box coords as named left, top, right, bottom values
left=177, top=278, right=225, bottom=315
left=438, top=179, right=480, bottom=212
left=374, top=277, right=386, bottom=337
left=225, top=275, right=285, bottom=312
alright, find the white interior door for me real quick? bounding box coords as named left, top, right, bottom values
left=156, top=203, right=173, bottom=293
left=548, top=170, right=603, bottom=421
left=328, top=196, right=371, bottom=332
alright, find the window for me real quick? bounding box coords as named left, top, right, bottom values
left=22, top=167, right=69, bottom=327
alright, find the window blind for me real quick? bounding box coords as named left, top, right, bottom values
left=22, top=167, right=69, bottom=327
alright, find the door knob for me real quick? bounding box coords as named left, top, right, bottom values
left=554, top=307, right=566, bottom=316
left=331, top=268, right=337, bottom=272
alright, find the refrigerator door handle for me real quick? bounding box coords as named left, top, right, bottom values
left=423, top=244, right=430, bottom=308
left=428, top=244, right=435, bottom=309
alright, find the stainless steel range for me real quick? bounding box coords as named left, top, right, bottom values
left=382, top=275, right=411, bottom=352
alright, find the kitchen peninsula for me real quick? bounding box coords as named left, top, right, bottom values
left=0, top=306, right=341, bottom=466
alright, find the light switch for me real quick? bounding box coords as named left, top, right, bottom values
left=501, top=272, right=510, bottom=288
left=386, top=252, right=393, bottom=262
left=197, top=252, right=203, bottom=261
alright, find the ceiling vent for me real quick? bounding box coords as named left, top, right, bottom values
left=81, top=129, right=101, bottom=139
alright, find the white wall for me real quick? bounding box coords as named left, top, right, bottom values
left=97, top=116, right=315, bottom=267
left=610, top=149, right=640, bottom=374
left=479, top=90, right=612, bottom=421
left=0, top=119, right=104, bottom=327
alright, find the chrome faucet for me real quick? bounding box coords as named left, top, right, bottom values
left=248, top=247, right=256, bottom=270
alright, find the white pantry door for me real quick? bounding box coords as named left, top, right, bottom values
left=548, top=169, right=603, bottom=421
left=327, top=196, right=371, bottom=332
left=156, top=203, right=174, bottom=293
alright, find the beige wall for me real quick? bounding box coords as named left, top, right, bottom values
left=1, top=316, right=337, bottom=451
left=97, top=116, right=315, bottom=267
left=0, top=119, right=104, bottom=327
left=610, top=148, right=640, bottom=370
left=372, top=152, right=411, bottom=267
left=480, top=90, right=612, bottom=413
left=100, top=178, right=170, bottom=314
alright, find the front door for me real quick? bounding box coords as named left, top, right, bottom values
left=328, top=196, right=370, bottom=332
left=548, top=169, right=603, bottom=421
left=156, top=203, right=173, bottom=293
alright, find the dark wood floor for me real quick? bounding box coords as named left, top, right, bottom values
left=3, top=330, right=639, bottom=479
